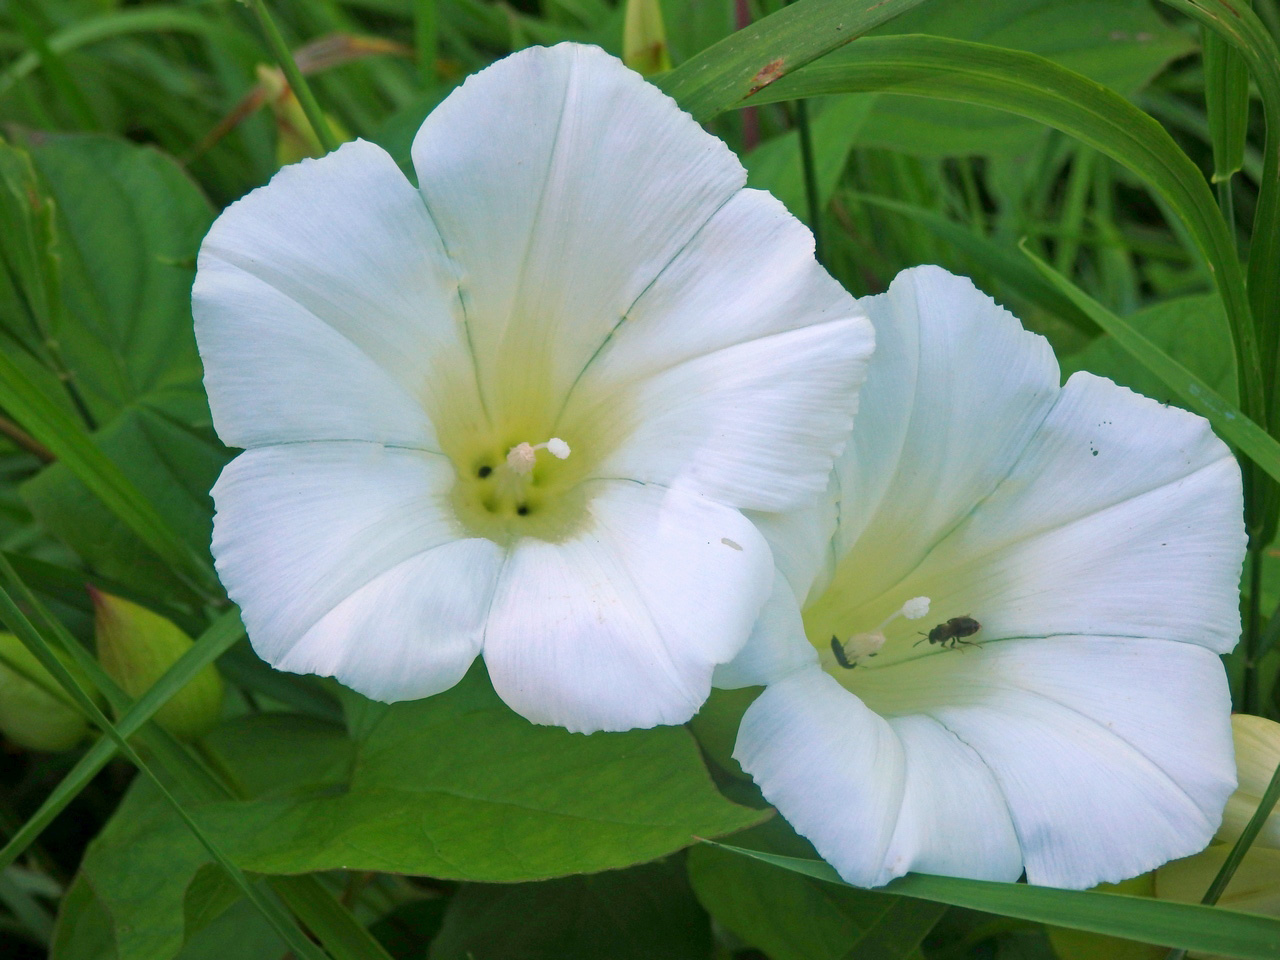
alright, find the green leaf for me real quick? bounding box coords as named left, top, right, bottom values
left=0, top=134, right=222, bottom=597
left=27, top=134, right=214, bottom=426
left=706, top=843, right=1280, bottom=960
left=429, top=858, right=711, bottom=960
left=750, top=33, right=1265, bottom=441
left=51, top=874, right=289, bottom=960
left=1024, top=246, right=1280, bottom=486
left=689, top=825, right=944, bottom=960
left=0, top=347, right=211, bottom=595
left=73, top=668, right=762, bottom=960
left=852, top=0, right=1194, bottom=158
left=657, top=0, right=928, bottom=122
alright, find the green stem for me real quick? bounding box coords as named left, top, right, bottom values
left=245, top=0, right=339, bottom=154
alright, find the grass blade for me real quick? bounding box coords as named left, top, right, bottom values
left=1160, top=0, right=1280, bottom=418
left=656, top=0, right=927, bottom=122
left=705, top=842, right=1280, bottom=959
left=848, top=191, right=1096, bottom=334
left=747, top=35, right=1265, bottom=440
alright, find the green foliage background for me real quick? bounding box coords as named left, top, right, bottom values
left=1, top=1, right=1279, bottom=959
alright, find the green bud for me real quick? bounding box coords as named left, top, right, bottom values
left=0, top=632, right=89, bottom=752
left=622, top=0, right=672, bottom=76
left=92, top=590, right=224, bottom=740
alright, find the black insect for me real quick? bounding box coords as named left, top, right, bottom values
left=831, top=635, right=855, bottom=669
left=914, top=615, right=982, bottom=649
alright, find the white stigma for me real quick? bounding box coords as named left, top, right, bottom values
left=505, top=437, right=571, bottom=476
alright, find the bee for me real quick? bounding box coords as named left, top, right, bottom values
left=914, top=615, right=981, bottom=650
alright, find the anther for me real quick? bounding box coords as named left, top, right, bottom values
left=831, top=597, right=932, bottom=670
left=506, top=437, right=571, bottom=476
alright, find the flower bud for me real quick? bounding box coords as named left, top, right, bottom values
left=1150, top=714, right=1280, bottom=956
left=0, top=632, right=89, bottom=752
left=256, top=65, right=350, bottom=167
left=92, top=589, right=224, bottom=739
left=1218, top=713, right=1280, bottom=849
left=623, top=0, right=671, bottom=76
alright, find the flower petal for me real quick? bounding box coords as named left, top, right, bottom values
left=734, top=668, right=1022, bottom=887
left=411, top=43, right=748, bottom=414
left=847, top=373, right=1245, bottom=658
left=195, top=138, right=476, bottom=450
left=825, top=265, right=1059, bottom=600
left=853, top=636, right=1236, bottom=888
left=711, top=571, right=817, bottom=690
left=212, top=443, right=501, bottom=701
left=583, top=318, right=869, bottom=511
left=809, top=267, right=1244, bottom=659
left=562, top=189, right=873, bottom=509
left=482, top=481, right=773, bottom=732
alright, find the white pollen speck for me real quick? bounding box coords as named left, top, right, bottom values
left=546, top=437, right=571, bottom=459
left=902, top=596, right=931, bottom=620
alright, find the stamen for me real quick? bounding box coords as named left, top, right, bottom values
left=874, top=595, right=931, bottom=632
left=506, top=437, right=571, bottom=476
left=831, top=597, right=932, bottom=670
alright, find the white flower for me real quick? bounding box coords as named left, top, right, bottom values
left=719, top=266, right=1245, bottom=888
left=193, top=43, right=873, bottom=733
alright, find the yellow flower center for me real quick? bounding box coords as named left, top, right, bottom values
left=430, top=356, right=631, bottom=547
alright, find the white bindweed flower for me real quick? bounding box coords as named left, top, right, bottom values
left=194, top=43, right=873, bottom=733
left=718, top=266, right=1245, bottom=888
